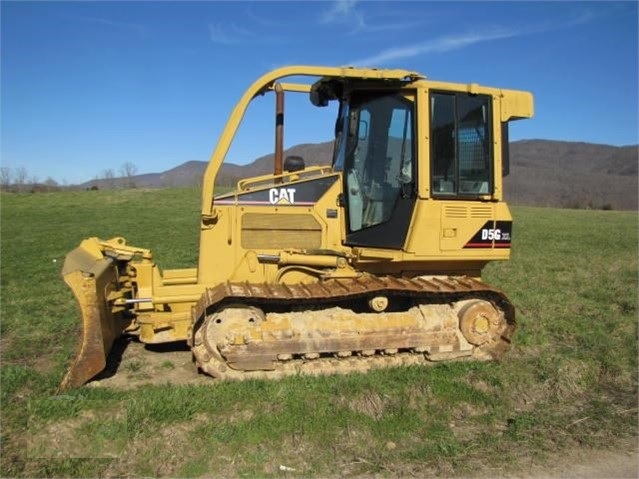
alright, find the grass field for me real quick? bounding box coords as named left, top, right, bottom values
left=1, top=188, right=637, bottom=477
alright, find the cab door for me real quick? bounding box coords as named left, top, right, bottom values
left=344, top=92, right=417, bottom=249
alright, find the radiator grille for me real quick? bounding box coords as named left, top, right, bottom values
left=443, top=205, right=467, bottom=218
left=470, top=206, right=493, bottom=218
left=444, top=205, right=493, bottom=219
left=242, top=213, right=322, bottom=250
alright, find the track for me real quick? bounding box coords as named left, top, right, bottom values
left=190, top=275, right=515, bottom=380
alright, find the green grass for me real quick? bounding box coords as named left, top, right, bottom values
left=1, top=189, right=637, bottom=477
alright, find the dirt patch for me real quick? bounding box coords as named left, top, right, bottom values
left=27, top=401, right=128, bottom=460
left=339, top=392, right=388, bottom=420
left=86, top=336, right=211, bottom=390
left=479, top=437, right=638, bottom=479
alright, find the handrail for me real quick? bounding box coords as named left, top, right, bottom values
left=236, top=166, right=334, bottom=192
left=200, top=65, right=422, bottom=217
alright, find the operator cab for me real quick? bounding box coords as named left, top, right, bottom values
left=312, top=75, right=510, bottom=252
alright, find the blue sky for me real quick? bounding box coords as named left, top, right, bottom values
left=1, top=1, right=637, bottom=185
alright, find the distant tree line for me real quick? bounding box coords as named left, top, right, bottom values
left=0, top=162, right=139, bottom=192
left=0, top=166, right=64, bottom=193
left=94, top=161, right=138, bottom=189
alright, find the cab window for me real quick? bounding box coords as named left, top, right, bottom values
left=431, top=92, right=492, bottom=196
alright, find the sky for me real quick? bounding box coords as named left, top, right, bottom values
left=1, top=1, right=638, bottom=185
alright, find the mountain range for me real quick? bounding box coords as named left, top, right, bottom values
left=82, top=140, right=638, bottom=211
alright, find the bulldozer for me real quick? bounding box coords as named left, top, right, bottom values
left=60, top=65, right=533, bottom=390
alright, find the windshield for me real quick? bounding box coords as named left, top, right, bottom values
left=332, top=100, right=350, bottom=171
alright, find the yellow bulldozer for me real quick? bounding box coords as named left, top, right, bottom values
left=60, top=65, right=533, bottom=390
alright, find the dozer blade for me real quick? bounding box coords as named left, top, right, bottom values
left=58, top=240, right=130, bottom=391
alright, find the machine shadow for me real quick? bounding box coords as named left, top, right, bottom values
left=90, top=335, right=192, bottom=383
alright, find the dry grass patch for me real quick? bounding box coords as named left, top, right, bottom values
left=338, top=392, right=389, bottom=421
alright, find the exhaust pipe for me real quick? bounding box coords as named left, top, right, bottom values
left=274, top=82, right=284, bottom=179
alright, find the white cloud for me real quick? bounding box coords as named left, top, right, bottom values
left=320, top=0, right=365, bottom=31
left=349, top=10, right=597, bottom=67
left=320, top=0, right=425, bottom=36
left=350, top=28, right=519, bottom=66
left=321, top=0, right=359, bottom=24
left=75, top=15, right=148, bottom=37
left=526, top=9, right=595, bottom=35
left=208, top=22, right=255, bottom=45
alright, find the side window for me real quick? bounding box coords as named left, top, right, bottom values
left=388, top=107, right=413, bottom=185
left=431, top=92, right=492, bottom=196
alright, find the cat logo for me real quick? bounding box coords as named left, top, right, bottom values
left=268, top=187, right=296, bottom=205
